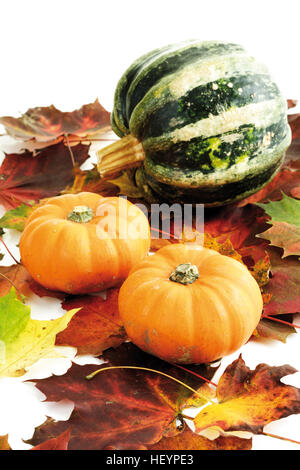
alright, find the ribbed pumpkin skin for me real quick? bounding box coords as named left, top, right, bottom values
left=19, top=192, right=150, bottom=294
left=112, top=40, right=291, bottom=206
left=118, top=244, right=263, bottom=364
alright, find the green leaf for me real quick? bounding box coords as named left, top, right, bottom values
left=257, top=193, right=300, bottom=226
left=256, top=194, right=300, bottom=258
left=0, top=203, right=34, bottom=231
left=0, top=287, right=30, bottom=348
left=0, top=288, right=79, bottom=377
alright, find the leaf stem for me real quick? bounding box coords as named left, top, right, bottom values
left=171, top=363, right=218, bottom=387
left=262, top=431, right=300, bottom=446
left=180, top=413, right=195, bottom=421
left=262, top=314, right=300, bottom=329
left=86, top=365, right=213, bottom=404
left=0, top=237, right=20, bottom=265
left=0, top=272, right=25, bottom=302
left=64, top=133, right=75, bottom=167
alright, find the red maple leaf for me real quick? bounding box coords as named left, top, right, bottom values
left=0, top=99, right=111, bottom=141
left=0, top=142, right=89, bottom=209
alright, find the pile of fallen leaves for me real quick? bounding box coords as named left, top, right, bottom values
left=0, top=99, right=299, bottom=450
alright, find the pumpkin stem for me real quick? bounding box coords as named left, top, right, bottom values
left=67, top=205, right=94, bottom=223
left=169, top=263, right=199, bottom=285
left=97, top=134, right=145, bottom=177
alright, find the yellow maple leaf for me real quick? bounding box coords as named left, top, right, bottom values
left=0, top=292, right=79, bottom=378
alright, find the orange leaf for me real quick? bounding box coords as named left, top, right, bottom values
left=30, top=429, right=70, bottom=450
left=56, top=288, right=127, bottom=355
left=194, top=355, right=300, bottom=435
left=148, top=424, right=252, bottom=450
left=0, top=264, right=32, bottom=298
left=0, top=435, right=10, bottom=450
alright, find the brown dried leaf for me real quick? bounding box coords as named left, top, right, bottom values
left=0, top=99, right=111, bottom=141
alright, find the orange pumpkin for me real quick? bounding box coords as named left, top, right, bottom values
left=119, top=244, right=263, bottom=364
left=19, top=192, right=150, bottom=294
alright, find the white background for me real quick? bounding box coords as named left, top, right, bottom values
left=0, top=0, right=300, bottom=451
left=0, top=0, right=299, bottom=116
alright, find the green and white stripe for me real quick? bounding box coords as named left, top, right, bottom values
left=142, top=96, right=287, bottom=151
left=110, top=40, right=291, bottom=206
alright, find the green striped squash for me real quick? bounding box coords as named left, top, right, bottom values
left=98, top=40, right=291, bottom=206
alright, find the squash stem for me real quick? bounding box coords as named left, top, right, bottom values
left=67, top=205, right=94, bottom=223
left=169, top=263, right=199, bottom=285
left=97, top=135, right=145, bottom=177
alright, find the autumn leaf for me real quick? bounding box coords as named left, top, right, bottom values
left=204, top=204, right=269, bottom=267
left=107, top=170, right=145, bottom=199
left=29, top=343, right=218, bottom=450
left=262, top=247, right=300, bottom=315
left=288, top=113, right=300, bottom=140
left=255, top=316, right=296, bottom=343
left=0, top=203, right=35, bottom=231
left=0, top=288, right=79, bottom=377
left=287, top=99, right=298, bottom=109
left=0, top=264, right=32, bottom=298
left=0, top=287, right=30, bottom=346
left=0, top=141, right=90, bottom=209
left=148, top=424, right=252, bottom=450
left=194, top=355, right=300, bottom=435
left=56, top=288, right=127, bottom=355
left=259, top=222, right=300, bottom=259
left=30, top=429, right=70, bottom=451
left=256, top=193, right=300, bottom=258
left=250, top=253, right=270, bottom=288
left=28, top=279, right=66, bottom=300
left=284, top=137, right=300, bottom=170
left=238, top=168, right=300, bottom=206
left=62, top=164, right=119, bottom=198
left=0, top=435, right=10, bottom=450
left=0, top=99, right=111, bottom=142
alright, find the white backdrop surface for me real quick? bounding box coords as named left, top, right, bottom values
left=0, top=0, right=299, bottom=451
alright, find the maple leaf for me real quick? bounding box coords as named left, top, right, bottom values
left=148, top=424, right=252, bottom=450
left=0, top=287, right=30, bottom=346
left=204, top=204, right=269, bottom=267
left=0, top=203, right=35, bottom=231
left=287, top=99, right=298, bottom=109
left=284, top=137, right=300, bottom=170
left=62, top=164, right=119, bottom=198
left=256, top=193, right=300, bottom=258
left=255, top=316, right=296, bottom=343
left=0, top=264, right=32, bottom=298
left=238, top=168, right=300, bottom=206
left=29, top=343, right=218, bottom=450
left=107, top=170, right=145, bottom=199
left=0, top=142, right=90, bottom=209
left=0, top=288, right=79, bottom=377
left=56, top=288, right=127, bottom=355
left=194, top=355, right=300, bottom=435
left=0, top=99, right=111, bottom=142
left=250, top=253, right=270, bottom=288
left=30, top=429, right=70, bottom=451
left=288, top=113, right=300, bottom=140
left=0, top=435, right=10, bottom=451
left=262, top=247, right=300, bottom=315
